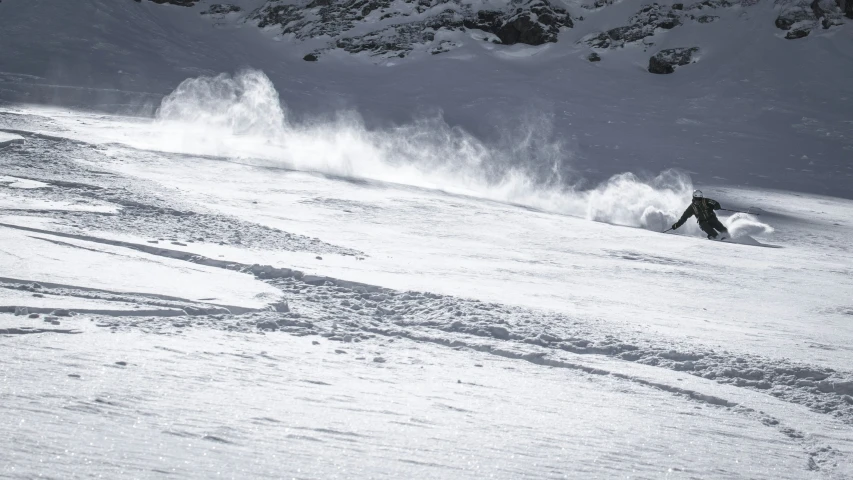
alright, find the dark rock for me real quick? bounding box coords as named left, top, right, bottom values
left=201, top=4, right=241, bottom=15
left=673, top=3, right=684, bottom=9
left=498, top=14, right=543, bottom=45
left=254, top=3, right=303, bottom=29
left=785, top=28, right=810, bottom=39
left=303, top=53, right=318, bottom=61
left=810, top=0, right=825, bottom=19
left=335, top=19, right=442, bottom=57
left=583, top=4, right=681, bottom=49
left=696, top=15, right=719, bottom=23
left=775, top=8, right=812, bottom=30
left=584, top=32, right=612, bottom=48
left=464, top=10, right=504, bottom=33
left=776, top=1, right=845, bottom=33
left=464, top=1, right=573, bottom=46
left=648, top=47, right=699, bottom=74
left=606, top=25, right=647, bottom=43
left=28, top=313, right=40, bottom=319
left=51, top=309, right=72, bottom=317
left=587, top=52, right=601, bottom=62
left=583, top=0, right=615, bottom=9
left=115, top=361, right=127, bottom=366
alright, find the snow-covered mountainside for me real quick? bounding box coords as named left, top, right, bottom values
left=1, top=0, right=851, bottom=197
left=242, top=0, right=851, bottom=61
left=1, top=0, right=852, bottom=478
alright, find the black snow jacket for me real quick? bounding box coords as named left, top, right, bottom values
left=674, top=198, right=721, bottom=228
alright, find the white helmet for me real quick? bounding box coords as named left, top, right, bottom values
left=693, top=189, right=703, bottom=198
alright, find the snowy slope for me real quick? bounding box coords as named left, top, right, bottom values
left=1, top=0, right=853, bottom=478
left=2, top=105, right=853, bottom=478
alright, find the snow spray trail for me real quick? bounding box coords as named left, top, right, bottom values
left=153, top=70, right=579, bottom=210
left=150, top=70, right=768, bottom=234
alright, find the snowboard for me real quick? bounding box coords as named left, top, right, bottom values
left=664, top=231, right=728, bottom=242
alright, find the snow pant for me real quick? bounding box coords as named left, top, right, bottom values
left=699, top=217, right=728, bottom=238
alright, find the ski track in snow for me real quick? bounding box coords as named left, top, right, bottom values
left=2, top=108, right=853, bottom=478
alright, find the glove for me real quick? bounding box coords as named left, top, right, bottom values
left=671, top=223, right=678, bottom=230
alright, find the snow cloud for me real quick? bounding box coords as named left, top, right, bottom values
left=151, top=69, right=770, bottom=237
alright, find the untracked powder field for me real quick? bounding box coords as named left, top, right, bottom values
left=1, top=0, right=853, bottom=478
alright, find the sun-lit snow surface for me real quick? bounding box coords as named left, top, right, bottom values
left=2, top=104, right=853, bottom=478
left=1, top=0, right=853, bottom=477
left=7, top=325, right=852, bottom=480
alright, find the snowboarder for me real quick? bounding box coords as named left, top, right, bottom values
left=671, top=190, right=729, bottom=240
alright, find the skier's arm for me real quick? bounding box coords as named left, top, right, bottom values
left=707, top=199, right=721, bottom=210
left=673, top=206, right=694, bottom=229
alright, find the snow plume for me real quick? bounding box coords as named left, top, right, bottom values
left=150, top=70, right=734, bottom=232
left=585, top=170, right=694, bottom=230
left=153, top=70, right=575, bottom=204
left=157, top=70, right=286, bottom=139
left=724, top=212, right=774, bottom=238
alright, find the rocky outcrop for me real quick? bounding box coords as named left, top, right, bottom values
left=686, top=0, right=735, bottom=10
left=785, top=27, right=811, bottom=38
left=463, top=1, right=573, bottom=45
left=251, top=0, right=573, bottom=58
left=587, top=52, right=601, bottom=62
left=582, top=0, right=846, bottom=53
left=775, top=5, right=814, bottom=28
left=648, top=47, right=698, bottom=74
left=335, top=17, right=453, bottom=57
left=201, top=4, right=242, bottom=15
left=254, top=0, right=394, bottom=39
left=775, top=1, right=846, bottom=38
left=695, top=14, right=719, bottom=23
left=582, top=3, right=682, bottom=49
